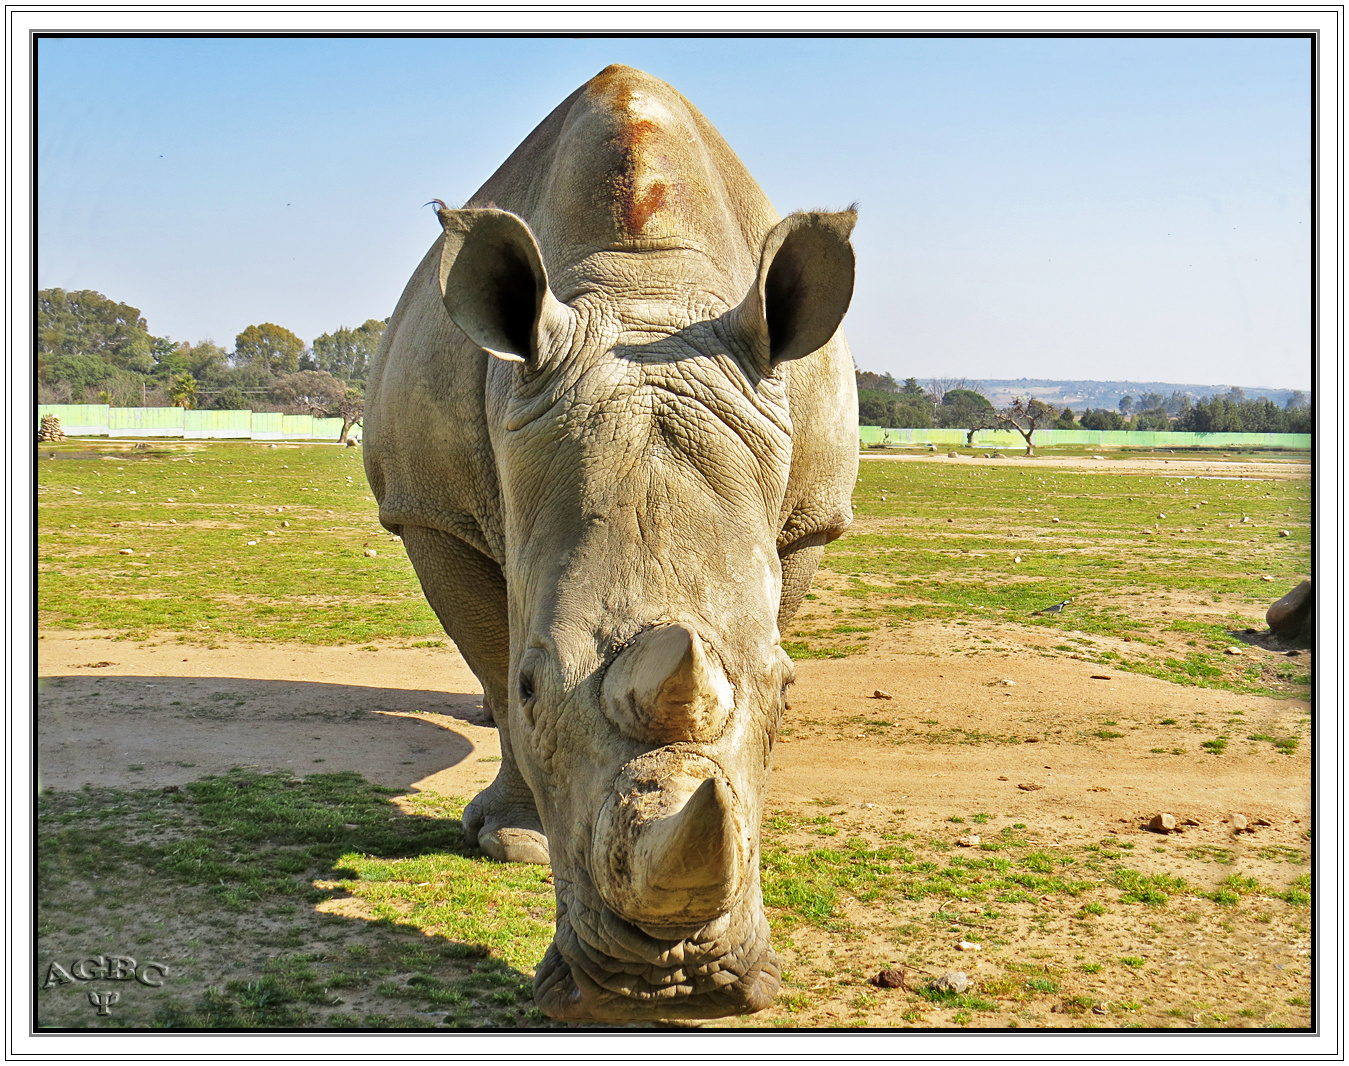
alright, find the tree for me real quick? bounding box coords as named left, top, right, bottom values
left=312, top=319, right=386, bottom=381
left=234, top=323, right=305, bottom=375
left=1138, top=391, right=1165, bottom=412
left=1080, top=408, right=1126, bottom=430
left=333, top=387, right=365, bottom=443
left=183, top=340, right=229, bottom=382
left=168, top=373, right=198, bottom=410
left=936, top=388, right=993, bottom=433
left=855, top=370, right=898, bottom=393
left=993, top=397, right=1057, bottom=455
left=899, top=376, right=926, bottom=397
left=1118, top=395, right=1135, bottom=416
left=1053, top=407, right=1078, bottom=429
left=38, top=351, right=115, bottom=393
left=1286, top=390, right=1308, bottom=410
left=270, top=370, right=347, bottom=413
left=1164, top=390, right=1192, bottom=415
left=1130, top=407, right=1171, bottom=431
left=38, top=288, right=153, bottom=373
left=210, top=387, right=248, bottom=411
left=927, top=377, right=976, bottom=405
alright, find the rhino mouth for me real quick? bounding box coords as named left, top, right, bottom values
left=533, top=877, right=779, bottom=1021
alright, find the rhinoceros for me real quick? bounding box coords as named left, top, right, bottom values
left=364, top=64, right=858, bottom=1022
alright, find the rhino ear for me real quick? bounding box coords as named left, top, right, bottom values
left=730, top=209, right=857, bottom=370
left=435, top=207, right=568, bottom=367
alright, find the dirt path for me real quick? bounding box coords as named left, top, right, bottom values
left=37, top=625, right=1311, bottom=1029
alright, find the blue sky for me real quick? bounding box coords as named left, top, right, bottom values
left=37, top=35, right=1312, bottom=390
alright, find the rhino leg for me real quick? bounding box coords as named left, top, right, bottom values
left=400, top=526, right=550, bottom=865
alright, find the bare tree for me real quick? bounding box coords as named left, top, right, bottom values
left=992, top=397, right=1057, bottom=456
left=926, top=377, right=968, bottom=405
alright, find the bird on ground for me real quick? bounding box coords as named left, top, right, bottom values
left=1032, top=598, right=1072, bottom=616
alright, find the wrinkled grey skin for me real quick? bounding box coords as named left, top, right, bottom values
left=364, top=65, right=858, bottom=1022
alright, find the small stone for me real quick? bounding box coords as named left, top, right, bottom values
left=1182, top=818, right=1200, bottom=826
left=929, top=971, right=969, bottom=994
left=247, top=540, right=258, bottom=546
left=282, top=521, right=290, bottom=527
left=1285, top=650, right=1301, bottom=657
left=119, top=548, right=134, bottom=555
left=1092, top=455, right=1105, bottom=460
left=947, top=518, right=954, bottom=523
left=1158, top=513, right=1166, bottom=519
left=169, top=518, right=176, bottom=524
left=364, top=549, right=378, bottom=558
left=1087, top=785, right=1110, bottom=792
left=1050, top=517, right=1060, bottom=522
left=1017, top=782, right=1044, bottom=791
left=956, top=834, right=981, bottom=847
left=1090, top=674, right=1112, bottom=680
left=999, top=679, right=1016, bottom=686
left=948, top=451, right=958, bottom=458
left=872, top=689, right=893, bottom=700
left=997, top=775, right=1009, bottom=781
left=1230, top=813, right=1248, bottom=831
left=1023, top=737, right=1040, bottom=743
left=1013, top=556, right=1022, bottom=563
left=1224, top=647, right=1244, bottom=655
left=956, top=940, right=981, bottom=952
left=1261, top=575, right=1275, bottom=581
left=1149, top=812, right=1178, bottom=833
left=1253, top=817, right=1272, bottom=827
left=342, top=823, right=358, bottom=830
left=1242, top=515, right=1251, bottom=523
left=1092, top=1003, right=1109, bottom=1015
left=1279, top=530, right=1290, bottom=537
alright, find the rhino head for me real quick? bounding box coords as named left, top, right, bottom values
left=431, top=196, right=855, bottom=1021
left=364, top=65, right=860, bottom=1022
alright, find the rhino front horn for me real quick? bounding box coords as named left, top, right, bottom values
left=601, top=776, right=743, bottom=926
left=601, top=623, right=733, bottom=743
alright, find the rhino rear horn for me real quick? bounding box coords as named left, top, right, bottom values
left=601, top=623, right=733, bottom=744
left=435, top=207, right=569, bottom=368
left=730, top=209, right=857, bottom=370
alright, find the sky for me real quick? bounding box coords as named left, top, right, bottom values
left=36, top=35, right=1313, bottom=391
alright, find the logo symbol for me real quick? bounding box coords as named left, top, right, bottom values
left=42, top=955, right=170, bottom=1015
left=87, top=990, right=119, bottom=1016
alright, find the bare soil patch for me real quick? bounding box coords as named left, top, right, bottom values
left=36, top=621, right=1310, bottom=1029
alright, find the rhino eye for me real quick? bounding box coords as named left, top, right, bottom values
left=519, top=672, right=536, bottom=704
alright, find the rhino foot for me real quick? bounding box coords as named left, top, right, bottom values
left=463, top=790, right=550, bottom=864
left=479, top=826, right=551, bottom=864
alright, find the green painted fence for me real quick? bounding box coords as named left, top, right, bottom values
left=38, top=405, right=355, bottom=442
left=859, top=425, right=1311, bottom=450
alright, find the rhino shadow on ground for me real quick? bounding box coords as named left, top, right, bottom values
left=37, top=674, right=490, bottom=793
left=1230, top=628, right=1312, bottom=653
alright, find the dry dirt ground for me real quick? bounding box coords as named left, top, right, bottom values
left=36, top=614, right=1312, bottom=1030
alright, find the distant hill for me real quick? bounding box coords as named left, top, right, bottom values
left=959, top=379, right=1306, bottom=410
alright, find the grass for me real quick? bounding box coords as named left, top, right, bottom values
left=784, top=457, right=1310, bottom=698
left=36, top=439, right=1313, bottom=1029
left=37, top=443, right=1310, bottom=697
left=37, top=771, right=1315, bottom=1030
left=37, top=442, right=440, bottom=644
